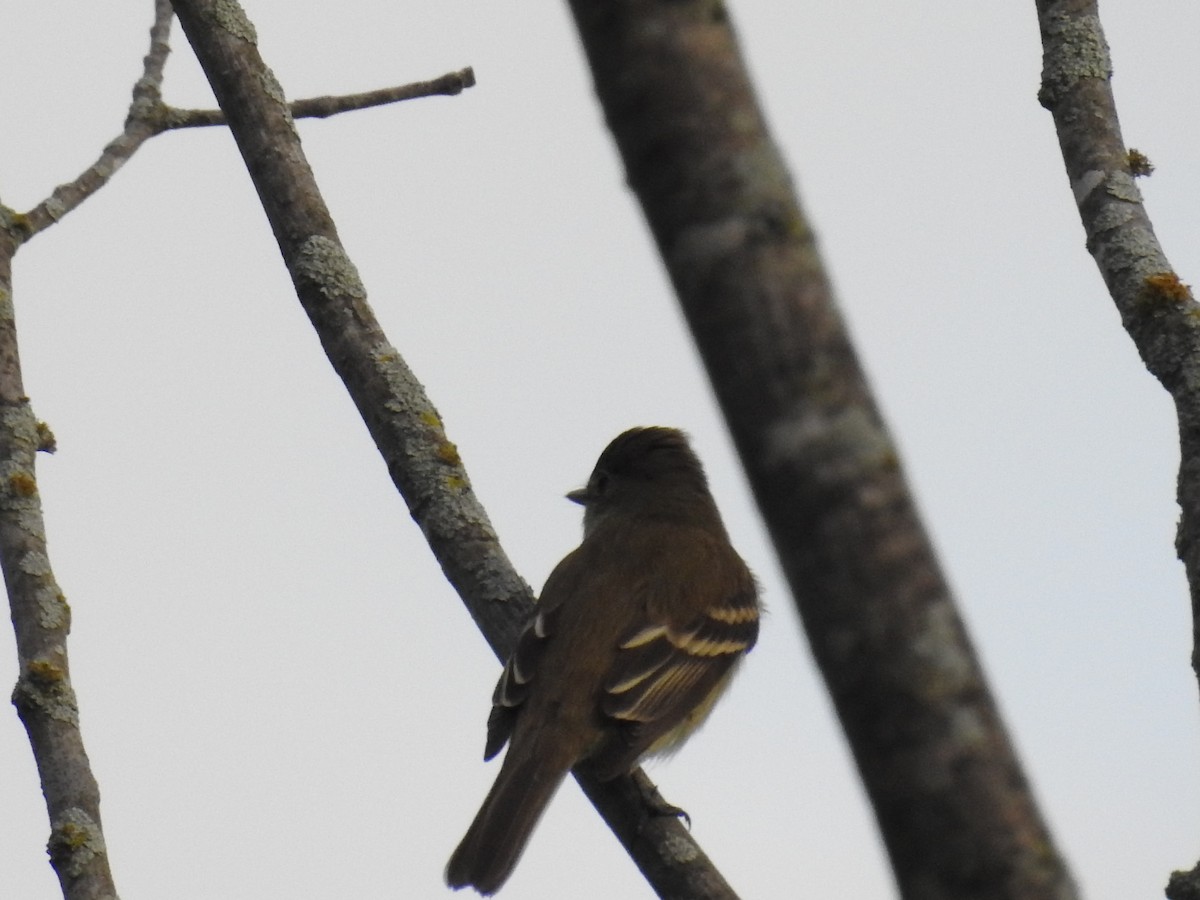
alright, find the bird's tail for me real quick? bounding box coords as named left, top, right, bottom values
left=445, top=742, right=572, bottom=895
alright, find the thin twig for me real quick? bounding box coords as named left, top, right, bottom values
left=17, top=9, right=472, bottom=241
left=165, top=67, right=476, bottom=128
left=18, top=1, right=175, bottom=239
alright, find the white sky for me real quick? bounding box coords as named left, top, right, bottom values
left=1, top=2, right=1198, bottom=898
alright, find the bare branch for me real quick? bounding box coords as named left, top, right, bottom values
left=132, top=0, right=175, bottom=108
left=16, top=1, right=472, bottom=242
left=1036, top=2, right=1199, bottom=649
left=18, top=1, right=175, bottom=239
left=169, top=0, right=738, bottom=895
left=165, top=66, right=476, bottom=128
left=578, top=770, right=739, bottom=900
left=1034, top=1, right=1199, bottom=894
left=0, top=3, right=477, bottom=896
left=0, top=12, right=181, bottom=900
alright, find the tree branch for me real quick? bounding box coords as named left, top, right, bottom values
left=0, top=239, right=119, bottom=900
left=564, top=2, right=1079, bottom=898
left=577, top=770, right=738, bottom=899
left=16, top=1, right=472, bottom=241
left=0, top=8, right=182, bottom=899
left=17, top=0, right=175, bottom=239
left=1036, top=0, right=1198, bottom=656
left=164, top=67, right=475, bottom=128
left=0, top=2, right=477, bottom=896
left=1034, top=1, right=1199, bottom=895
left=168, top=0, right=736, bottom=895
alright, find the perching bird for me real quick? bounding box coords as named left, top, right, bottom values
left=445, top=426, right=759, bottom=895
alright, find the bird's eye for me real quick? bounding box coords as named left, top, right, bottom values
left=591, top=472, right=610, bottom=495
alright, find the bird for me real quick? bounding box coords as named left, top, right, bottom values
left=444, top=426, right=759, bottom=895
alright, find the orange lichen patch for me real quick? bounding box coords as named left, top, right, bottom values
left=1126, top=148, right=1155, bottom=177
left=1145, top=272, right=1194, bottom=303
left=435, top=440, right=462, bottom=467
left=26, top=658, right=65, bottom=684
left=35, top=421, right=57, bottom=453
left=8, top=471, right=36, bottom=496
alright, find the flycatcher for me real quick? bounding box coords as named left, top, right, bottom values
left=445, top=426, right=759, bottom=895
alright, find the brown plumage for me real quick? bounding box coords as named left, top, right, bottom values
left=445, top=427, right=759, bottom=895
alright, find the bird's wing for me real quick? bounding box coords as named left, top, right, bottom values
left=589, top=585, right=759, bottom=778
left=483, top=600, right=561, bottom=761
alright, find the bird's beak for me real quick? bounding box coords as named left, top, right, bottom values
left=566, top=488, right=589, bottom=506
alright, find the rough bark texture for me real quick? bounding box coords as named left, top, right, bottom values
left=577, top=769, right=738, bottom=900
left=565, top=2, right=1078, bottom=898
left=1034, top=2, right=1199, bottom=896
left=1, top=215, right=118, bottom=900
left=0, top=4, right=186, bottom=897
left=1036, top=0, right=1200, bottom=677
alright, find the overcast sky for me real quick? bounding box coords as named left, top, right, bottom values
left=2, top=2, right=1198, bottom=898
